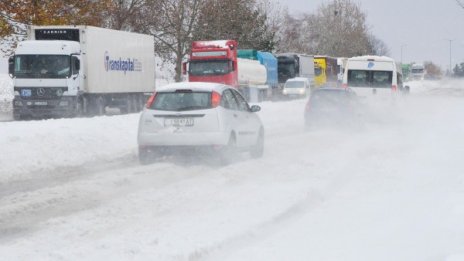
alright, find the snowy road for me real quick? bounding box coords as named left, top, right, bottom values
left=1, top=81, right=464, bottom=260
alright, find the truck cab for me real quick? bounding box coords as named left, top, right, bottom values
left=10, top=40, right=82, bottom=119
left=187, top=40, right=238, bottom=87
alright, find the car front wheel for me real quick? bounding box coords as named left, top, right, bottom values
left=250, top=129, right=264, bottom=158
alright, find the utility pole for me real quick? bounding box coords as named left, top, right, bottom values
left=400, top=44, right=406, bottom=64
left=446, top=39, right=455, bottom=75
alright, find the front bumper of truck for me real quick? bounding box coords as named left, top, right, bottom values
left=13, top=96, right=78, bottom=119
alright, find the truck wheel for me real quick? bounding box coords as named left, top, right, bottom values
left=13, top=113, right=21, bottom=121
left=95, top=97, right=105, bottom=116
left=76, top=98, right=84, bottom=117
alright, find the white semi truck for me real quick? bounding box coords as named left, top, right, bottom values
left=9, top=25, right=155, bottom=119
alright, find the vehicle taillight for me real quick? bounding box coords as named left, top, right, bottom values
left=211, top=91, right=221, bottom=108
left=146, top=92, right=157, bottom=108
left=391, top=85, right=397, bottom=92
left=342, top=83, right=348, bottom=88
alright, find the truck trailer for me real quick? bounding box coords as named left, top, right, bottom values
left=238, top=49, right=278, bottom=100
left=9, top=25, right=155, bottom=119
left=276, top=53, right=314, bottom=87
left=185, top=40, right=268, bottom=102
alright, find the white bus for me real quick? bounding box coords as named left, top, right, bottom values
left=342, top=55, right=405, bottom=97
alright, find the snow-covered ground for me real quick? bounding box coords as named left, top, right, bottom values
left=1, top=80, right=464, bottom=260
left=0, top=74, right=13, bottom=121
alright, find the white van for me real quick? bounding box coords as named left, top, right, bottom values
left=342, top=56, right=405, bottom=97
left=282, top=77, right=311, bottom=98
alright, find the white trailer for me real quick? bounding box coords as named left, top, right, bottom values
left=9, top=25, right=155, bottom=119
left=237, top=58, right=267, bottom=102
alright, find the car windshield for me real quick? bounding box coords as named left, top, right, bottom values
left=189, top=60, right=232, bottom=76
left=14, top=55, right=71, bottom=79
left=285, top=81, right=305, bottom=88
left=151, top=91, right=212, bottom=111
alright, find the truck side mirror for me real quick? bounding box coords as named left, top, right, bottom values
left=72, top=56, right=80, bottom=75
left=8, top=56, right=14, bottom=77
left=182, top=62, right=187, bottom=75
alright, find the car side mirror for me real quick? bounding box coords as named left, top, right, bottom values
left=250, top=105, right=261, bottom=112
left=8, top=56, right=14, bottom=77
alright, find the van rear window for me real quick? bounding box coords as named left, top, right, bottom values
left=151, top=92, right=212, bottom=111
left=348, top=70, right=392, bottom=88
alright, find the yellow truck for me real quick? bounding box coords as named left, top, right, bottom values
left=314, top=55, right=339, bottom=87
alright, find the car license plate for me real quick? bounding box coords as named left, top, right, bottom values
left=34, top=101, right=48, bottom=106
left=164, top=117, right=194, bottom=127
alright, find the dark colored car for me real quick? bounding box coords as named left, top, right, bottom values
left=304, top=87, right=361, bottom=129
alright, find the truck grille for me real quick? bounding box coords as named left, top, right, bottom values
left=15, top=87, right=68, bottom=100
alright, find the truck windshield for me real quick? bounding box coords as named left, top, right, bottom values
left=347, top=70, right=393, bottom=88
left=189, top=60, right=232, bottom=76
left=14, top=55, right=71, bottom=79
left=278, top=62, right=297, bottom=82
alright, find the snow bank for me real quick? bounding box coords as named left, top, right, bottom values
left=0, top=74, right=13, bottom=120
left=1, top=79, right=464, bottom=260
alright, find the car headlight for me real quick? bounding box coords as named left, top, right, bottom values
left=14, top=91, right=20, bottom=96
left=282, top=89, right=287, bottom=94
left=56, top=89, right=64, bottom=97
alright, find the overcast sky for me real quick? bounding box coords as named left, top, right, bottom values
left=283, top=0, right=464, bottom=72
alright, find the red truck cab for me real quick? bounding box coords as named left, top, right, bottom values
left=185, top=40, right=238, bottom=87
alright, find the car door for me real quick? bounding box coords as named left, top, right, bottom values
left=220, top=89, right=241, bottom=143
left=231, top=89, right=260, bottom=147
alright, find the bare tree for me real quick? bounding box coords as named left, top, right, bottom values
left=456, top=0, right=464, bottom=9
left=305, top=0, right=373, bottom=57
left=368, top=34, right=390, bottom=56
left=146, top=0, right=204, bottom=82
left=0, top=0, right=112, bottom=55
left=194, top=0, right=276, bottom=51
left=106, top=0, right=147, bottom=31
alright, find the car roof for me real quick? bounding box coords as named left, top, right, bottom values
left=156, top=82, right=230, bottom=93
left=312, top=87, right=355, bottom=93
left=286, top=77, right=309, bottom=82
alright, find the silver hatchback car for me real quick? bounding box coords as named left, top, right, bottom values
left=138, top=82, right=264, bottom=164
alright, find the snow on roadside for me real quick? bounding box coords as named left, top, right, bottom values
left=1, top=80, right=464, bottom=260
left=0, top=114, right=140, bottom=181
left=0, top=74, right=13, bottom=121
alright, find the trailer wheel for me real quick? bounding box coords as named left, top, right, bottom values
left=95, top=96, right=105, bottom=116
left=76, top=97, right=84, bottom=117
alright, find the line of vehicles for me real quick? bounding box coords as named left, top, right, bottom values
left=5, top=25, right=410, bottom=164
left=138, top=54, right=409, bottom=164
left=7, top=26, right=353, bottom=120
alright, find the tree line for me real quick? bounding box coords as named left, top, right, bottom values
left=0, top=0, right=389, bottom=81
